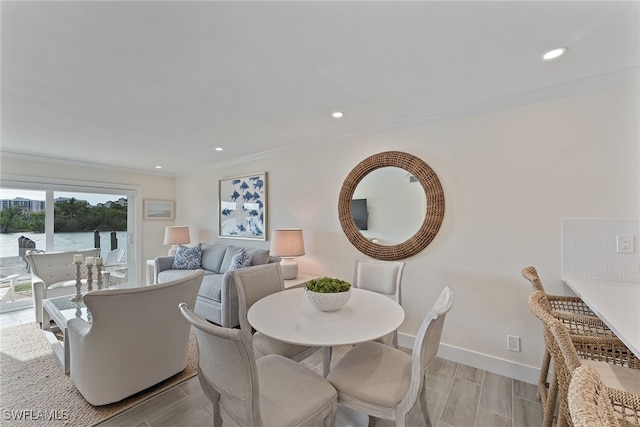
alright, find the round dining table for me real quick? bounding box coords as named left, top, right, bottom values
left=247, top=287, right=405, bottom=377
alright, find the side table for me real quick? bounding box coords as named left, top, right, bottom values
left=284, top=273, right=320, bottom=289
left=146, top=259, right=155, bottom=285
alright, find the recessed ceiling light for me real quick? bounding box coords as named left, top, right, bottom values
left=332, top=112, right=344, bottom=119
left=542, top=47, right=567, bottom=61
left=215, top=147, right=223, bottom=151
left=155, top=165, right=162, bottom=169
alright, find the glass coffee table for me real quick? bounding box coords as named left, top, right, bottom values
left=42, top=294, right=92, bottom=375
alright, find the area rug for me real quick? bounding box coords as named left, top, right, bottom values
left=0, top=322, right=198, bottom=426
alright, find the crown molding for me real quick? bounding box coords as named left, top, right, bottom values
left=198, top=67, right=640, bottom=173
left=0, top=151, right=173, bottom=177
left=5, top=67, right=639, bottom=177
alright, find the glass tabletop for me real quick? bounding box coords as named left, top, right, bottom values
left=44, top=294, right=92, bottom=325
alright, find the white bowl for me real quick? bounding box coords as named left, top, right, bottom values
left=305, top=289, right=351, bottom=312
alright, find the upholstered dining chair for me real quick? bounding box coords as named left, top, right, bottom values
left=231, top=263, right=318, bottom=361
left=353, top=259, right=405, bottom=347
left=528, top=290, right=640, bottom=427
left=179, top=302, right=338, bottom=427
left=521, top=266, right=615, bottom=405
left=326, top=285, right=453, bottom=427
left=568, top=365, right=621, bottom=427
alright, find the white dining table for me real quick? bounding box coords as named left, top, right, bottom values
left=247, top=287, right=405, bottom=378
left=563, top=277, right=640, bottom=358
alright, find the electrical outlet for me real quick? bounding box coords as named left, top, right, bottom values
left=507, top=335, right=521, bottom=352
left=616, top=235, right=634, bottom=254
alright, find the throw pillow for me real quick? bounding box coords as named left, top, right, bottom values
left=172, top=244, right=202, bottom=270
left=228, top=248, right=252, bottom=271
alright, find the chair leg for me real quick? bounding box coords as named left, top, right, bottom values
left=419, top=386, right=433, bottom=427
left=323, top=400, right=337, bottom=427
left=542, top=369, right=558, bottom=427
left=538, top=348, right=551, bottom=401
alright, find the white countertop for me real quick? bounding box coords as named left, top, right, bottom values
left=562, top=277, right=640, bottom=358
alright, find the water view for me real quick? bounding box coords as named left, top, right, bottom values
left=0, top=231, right=128, bottom=257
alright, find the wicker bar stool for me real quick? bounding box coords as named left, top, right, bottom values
left=521, top=266, right=616, bottom=404
left=529, top=291, right=640, bottom=427
left=569, top=365, right=621, bottom=427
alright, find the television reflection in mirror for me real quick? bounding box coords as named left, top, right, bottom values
left=351, top=199, right=368, bottom=230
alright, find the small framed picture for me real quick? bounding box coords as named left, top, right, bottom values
left=218, top=172, right=267, bottom=240
left=143, top=199, right=175, bottom=220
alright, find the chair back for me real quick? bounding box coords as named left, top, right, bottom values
left=353, top=260, right=405, bottom=303
left=179, top=302, right=262, bottom=427
left=25, top=248, right=100, bottom=285
left=104, top=247, right=126, bottom=265
left=68, top=269, right=204, bottom=405
left=405, top=286, right=453, bottom=407
left=231, top=263, right=284, bottom=334
left=569, top=365, right=621, bottom=427
left=521, top=266, right=545, bottom=292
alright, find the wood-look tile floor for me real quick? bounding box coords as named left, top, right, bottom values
left=1, top=307, right=543, bottom=427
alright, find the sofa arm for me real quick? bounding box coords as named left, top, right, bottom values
left=68, top=317, right=91, bottom=339
left=220, top=271, right=240, bottom=328
left=154, top=257, right=175, bottom=283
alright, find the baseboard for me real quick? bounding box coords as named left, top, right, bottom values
left=398, top=332, right=540, bottom=385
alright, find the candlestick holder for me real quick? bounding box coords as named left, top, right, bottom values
left=96, top=265, right=103, bottom=290
left=71, top=261, right=83, bottom=302
left=86, top=265, right=93, bottom=292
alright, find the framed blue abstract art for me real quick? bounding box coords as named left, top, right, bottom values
left=218, top=172, right=267, bottom=240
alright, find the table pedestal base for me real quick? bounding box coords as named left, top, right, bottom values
left=314, top=405, right=369, bottom=427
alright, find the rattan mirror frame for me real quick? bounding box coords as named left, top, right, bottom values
left=338, top=151, right=444, bottom=260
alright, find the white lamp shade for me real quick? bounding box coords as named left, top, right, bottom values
left=269, top=229, right=305, bottom=257
left=164, top=226, right=191, bottom=245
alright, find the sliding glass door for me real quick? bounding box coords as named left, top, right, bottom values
left=0, top=180, right=138, bottom=312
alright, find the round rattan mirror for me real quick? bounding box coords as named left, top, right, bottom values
left=338, top=151, right=444, bottom=260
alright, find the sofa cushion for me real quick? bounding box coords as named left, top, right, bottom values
left=200, top=243, right=228, bottom=273
left=172, top=244, right=202, bottom=269
left=229, top=248, right=252, bottom=271
left=220, top=245, right=241, bottom=272
left=245, top=248, right=270, bottom=266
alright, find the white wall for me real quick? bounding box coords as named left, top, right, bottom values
left=175, top=82, right=639, bottom=383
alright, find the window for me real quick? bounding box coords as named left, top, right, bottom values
left=0, top=177, right=140, bottom=311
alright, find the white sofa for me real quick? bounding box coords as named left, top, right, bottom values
left=67, top=269, right=204, bottom=406
left=25, top=248, right=101, bottom=323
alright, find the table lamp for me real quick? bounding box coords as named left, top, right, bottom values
left=164, top=226, right=191, bottom=256
left=270, top=228, right=305, bottom=280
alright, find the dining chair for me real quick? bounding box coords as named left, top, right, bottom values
left=179, top=302, right=338, bottom=427
left=521, top=266, right=615, bottom=405
left=568, top=365, right=621, bottom=427
left=353, top=259, right=405, bottom=347
left=231, top=263, right=318, bottom=361
left=326, top=285, right=453, bottom=427
left=528, top=290, right=640, bottom=427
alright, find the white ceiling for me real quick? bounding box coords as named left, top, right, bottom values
left=2, top=1, right=639, bottom=176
